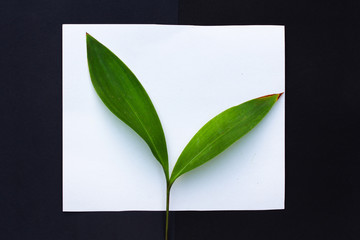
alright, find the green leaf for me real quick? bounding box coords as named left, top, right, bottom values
left=169, top=93, right=283, bottom=185
left=86, top=33, right=169, bottom=179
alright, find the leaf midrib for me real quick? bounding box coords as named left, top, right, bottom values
left=171, top=117, right=241, bottom=183
left=121, top=86, right=166, bottom=166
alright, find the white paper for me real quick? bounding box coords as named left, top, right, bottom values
left=63, top=24, right=285, bottom=211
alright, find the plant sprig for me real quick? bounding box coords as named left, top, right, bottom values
left=86, top=33, right=283, bottom=240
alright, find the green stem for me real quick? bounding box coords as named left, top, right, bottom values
left=165, top=182, right=171, bottom=240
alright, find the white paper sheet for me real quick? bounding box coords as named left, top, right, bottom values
left=63, top=24, right=285, bottom=211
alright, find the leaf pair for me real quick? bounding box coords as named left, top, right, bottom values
left=87, top=33, right=283, bottom=240
left=86, top=33, right=283, bottom=188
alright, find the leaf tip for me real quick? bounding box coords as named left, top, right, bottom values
left=256, top=92, right=284, bottom=101
left=86, top=32, right=93, bottom=38
left=277, top=92, right=284, bottom=100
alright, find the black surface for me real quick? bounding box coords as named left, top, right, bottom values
left=179, top=0, right=360, bottom=239
left=0, top=1, right=177, bottom=239
left=1, top=0, right=359, bottom=239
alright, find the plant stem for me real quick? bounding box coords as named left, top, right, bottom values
left=165, top=182, right=171, bottom=240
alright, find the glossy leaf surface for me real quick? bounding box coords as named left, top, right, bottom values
left=170, top=93, right=283, bottom=185
left=86, top=34, right=169, bottom=178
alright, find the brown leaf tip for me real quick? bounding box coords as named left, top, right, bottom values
left=277, top=92, right=284, bottom=100
left=256, top=92, right=284, bottom=101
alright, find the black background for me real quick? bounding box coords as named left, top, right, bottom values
left=1, top=0, right=359, bottom=239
